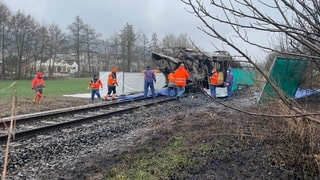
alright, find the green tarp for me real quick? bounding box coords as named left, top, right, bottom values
left=232, top=68, right=255, bottom=91
left=258, top=57, right=308, bottom=103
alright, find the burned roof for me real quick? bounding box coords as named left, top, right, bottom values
left=151, top=51, right=181, bottom=64
left=151, top=48, right=240, bottom=69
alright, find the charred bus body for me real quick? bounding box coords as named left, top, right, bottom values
left=152, top=48, right=240, bottom=93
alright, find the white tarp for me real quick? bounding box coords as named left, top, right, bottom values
left=64, top=72, right=229, bottom=99
left=203, top=87, right=228, bottom=98
left=64, top=72, right=166, bottom=99
left=99, top=71, right=166, bottom=96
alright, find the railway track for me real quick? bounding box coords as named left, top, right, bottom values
left=0, top=96, right=176, bottom=142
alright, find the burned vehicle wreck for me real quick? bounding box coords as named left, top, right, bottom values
left=151, top=48, right=241, bottom=93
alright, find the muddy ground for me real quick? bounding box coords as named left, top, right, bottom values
left=2, top=90, right=320, bottom=179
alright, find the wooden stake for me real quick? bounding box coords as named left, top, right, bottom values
left=2, top=88, right=17, bottom=180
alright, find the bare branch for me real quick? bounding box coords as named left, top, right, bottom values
left=181, top=0, right=320, bottom=122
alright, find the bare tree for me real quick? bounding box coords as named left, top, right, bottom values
left=95, top=38, right=108, bottom=72
left=161, top=33, right=176, bottom=49
left=0, top=2, right=10, bottom=78
left=180, top=1, right=320, bottom=176
left=134, top=32, right=150, bottom=70
left=82, top=24, right=101, bottom=75
left=68, top=16, right=85, bottom=77
left=29, top=24, right=49, bottom=76
left=176, top=33, right=193, bottom=48
left=149, top=32, right=162, bottom=68
left=161, top=33, right=192, bottom=49
left=150, top=32, right=161, bottom=53
left=105, top=34, right=121, bottom=71
left=181, top=0, right=320, bottom=119
left=120, top=23, right=138, bottom=72
left=9, top=11, right=36, bottom=79
left=48, top=24, right=65, bottom=77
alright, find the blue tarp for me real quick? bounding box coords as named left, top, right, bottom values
left=295, top=88, right=320, bottom=98
left=117, top=88, right=170, bottom=101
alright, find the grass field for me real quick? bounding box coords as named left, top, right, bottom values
left=0, top=77, right=91, bottom=98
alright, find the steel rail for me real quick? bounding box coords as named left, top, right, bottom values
left=0, top=96, right=155, bottom=127
left=0, top=97, right=176, bottom=142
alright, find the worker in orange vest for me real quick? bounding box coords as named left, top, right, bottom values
left=209, top=68, right=220, bottom=98
left=167, top=71, right=177, bottom=96
left=104, top=67, right=118, bottom=101
left=88, top=74, right=103, bottom=102
left=173, top=63, right=189, bottom=100
left=31, top=71, right=45, bottom=104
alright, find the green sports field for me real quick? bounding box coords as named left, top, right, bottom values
left=0, top=77, right=91, bottom=98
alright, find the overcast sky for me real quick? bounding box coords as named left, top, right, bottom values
left=2, top=0, right=267, bottom=61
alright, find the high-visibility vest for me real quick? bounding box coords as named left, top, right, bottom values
left=174, top=67, right=189, bottom=86
left=168, top=73, right=175, bottom=83
left=107, top=73, right=117, bottom=86
left=210, top=72, right=219, bottom=85
left=167, top=72, right=176, bottom=87
left=89, top=79, right=102, bottom=89
left=32, top=77, right=45, bottom=90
